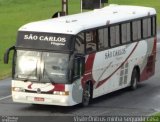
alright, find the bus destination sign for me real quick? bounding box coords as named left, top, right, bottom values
left=23, top=34, right=66, bottom=46
left=16, top=31, right=73, bottom=51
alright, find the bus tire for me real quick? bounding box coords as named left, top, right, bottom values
left=82, top=82, right=92, bottom=106
left=130, top=68, right=139, bottom=90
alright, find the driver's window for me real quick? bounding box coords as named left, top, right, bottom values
left=75, top=33, right=85, bottom=54
left=86, top=30, right=97, bottom=53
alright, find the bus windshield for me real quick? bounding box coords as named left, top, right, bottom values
left=14, top=50, right=69, bottom=84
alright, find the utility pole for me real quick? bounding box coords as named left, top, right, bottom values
left=62, top=0, right=68, bottom=15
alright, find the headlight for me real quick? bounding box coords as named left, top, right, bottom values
left=12, top=87, right=25, bottom=92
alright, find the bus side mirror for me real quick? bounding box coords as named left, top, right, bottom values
left=4, top=46, right=15, bottom=64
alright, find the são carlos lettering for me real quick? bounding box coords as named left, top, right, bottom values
left=24, top=34, right=66, bottom=45
left=105, top=48, right=126, bottom=59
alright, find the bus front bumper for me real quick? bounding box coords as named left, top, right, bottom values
left=12, top=91, right=78, bottom=106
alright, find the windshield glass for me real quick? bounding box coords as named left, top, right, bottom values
left=42, top=52, right=69, bottom=83
left=15, top=50, right=40, bottom=80
left=14, top=50, right=69, bottom=83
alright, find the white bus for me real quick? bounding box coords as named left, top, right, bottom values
left=4, top=5, right=157, bottom=106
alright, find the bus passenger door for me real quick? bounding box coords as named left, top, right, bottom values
left=71, top=56, right=85, bottom=104
left=73, top=56, right=85, bottom=80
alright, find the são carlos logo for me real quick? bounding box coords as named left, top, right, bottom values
left=23, top=34, right=66, bottom=46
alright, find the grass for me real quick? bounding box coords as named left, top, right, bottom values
left=0, top=0, right=160, bottom=79
left=0, top=0, right=63, bottom=79
left=145, top=113, right=160, bottom=122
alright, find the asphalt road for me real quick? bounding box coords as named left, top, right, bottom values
left=0, top=38, right=160, bottom=122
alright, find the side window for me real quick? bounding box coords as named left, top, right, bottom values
left=110, top=25, right=120, bottom=46
left=104, top=28, right=109, bottom=48
left=152, top=16, right=156, bottom=36
left=143, top=18, right=151, bottom=38
left=143, top=18, right=148, bottom=38
left=75, top=33, right=85, bottom=54
left=98, top=28, right=109, bottom=50
left=148, top=18, right=151, bottom=37
left=132, top=20, right=141, bottom=41
left=126, top=23, right=131, bottom=42
left=86, top=31, right=97, bottom=53
left=147, top=18, right=151, bottom=37
left=137, top=20, right=141, bottom=40
left=121, top=23, right=131, bottom=43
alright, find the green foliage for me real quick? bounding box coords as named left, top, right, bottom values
left=145, top=113, right=160, bottom=122
left=0, top=0, right=159, bottom=79
left=0, top=0, right=61, bottom=79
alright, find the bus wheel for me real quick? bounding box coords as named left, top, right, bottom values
left=82, top=82, right=92, bottom=106
left=130, top=68, right=139, bottom=90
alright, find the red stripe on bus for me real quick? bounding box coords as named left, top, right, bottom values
left=140, top=37, right=157, bottom=81
left=96, top=42, right=139, bottom=88
left=82, top=53, right=96, bottom=87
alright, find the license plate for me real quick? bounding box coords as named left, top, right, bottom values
left=34, top=97, right=44, bottom=102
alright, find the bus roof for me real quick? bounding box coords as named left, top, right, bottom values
left=19, top=4, right=156, bottom=35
